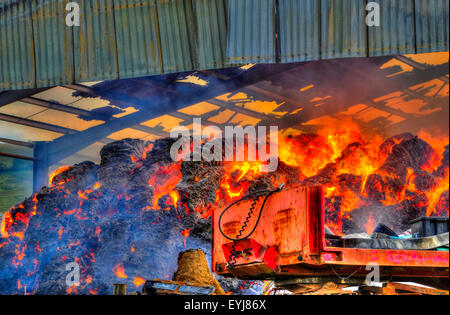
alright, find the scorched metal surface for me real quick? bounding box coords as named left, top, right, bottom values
left=212, top=186, right=449, bottom=285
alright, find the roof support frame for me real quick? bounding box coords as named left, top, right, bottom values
left=21, top=96, right=169, bottom=138
left=45, top=64, right=302, bottom=166
left=0, top=151, right=35, bottom=161
left=0, top=88, right=49, bottom=107
left=0, top=113, right=76, bottom=135
left=0, top=137, right=34, bottom=148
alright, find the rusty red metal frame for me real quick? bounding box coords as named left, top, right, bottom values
left=212, top=186, right=449, bottom=283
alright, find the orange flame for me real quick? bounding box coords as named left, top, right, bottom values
left=113, top=263, right=128, bottom=279
left=49, top=166, right=71, bottom=186
left=131, top=143, right=154, bottom=163
left=220, top=161, right=264, bottom=202
left=419, top=130, right=448, bottom=173
left=279, top=122, right=365, bottom=177
left=181, top=229, right=191, bottom=246
left=426, top=169, right=449, bottom=216
left=148, top=163, right=182, bottom=210
left=133, top=277, right=146, bottom=287
left=279, top=124, right=449, bottom=234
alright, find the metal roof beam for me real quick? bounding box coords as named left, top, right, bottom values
left=0, top=88, right=48, bottom=107
left=0, top=114, right=115, bottom=158
left=243, top=85, right=304, bottom=109
left=364, top=100, right=417, bottom=120
left=64, top=84, right=97, bottom=95
left=0, top=137, right=34, bottom=148
left=0, top=114, right=114, bottom=148
left=0, top=113, right=76, bottom=135
left=132, top=124, right=168, bottom=137
left=395, top=56, right=427, bottom=71
left=0, top=151, right=35, bottom=161
left=22, top=95, right=168, bottom=138
left=206, top=98, right=271, bottom=120
left=21, top=96, right=107, bottom=119
left=403, top=88, right=447, bottom=108
left=47, top=64, right=300, bottom=165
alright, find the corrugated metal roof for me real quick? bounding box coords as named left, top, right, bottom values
left=1, top=0, right=449, bottom=91
left=278, top=0, right=320, bottom=62
left=193, top=0, right=228, bottom=70
left=415, top=0, right=449, bottom=53
left=226, top=0, right=276, bottom=64
left=74, top=0, right=118, bottom=82
left=369, top=0, right=416, bottom=56
left=0, top=0, right=35, bottom=90
left=31, top=0, right=75, bottom=88
left=113, top=0, right=162, bottom=79
left=321, top=0, right=367, bottom=59
left=156, top=0, right=196, bottom=73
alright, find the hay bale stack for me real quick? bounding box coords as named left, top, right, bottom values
left=172, top=249, right=225, bottom=295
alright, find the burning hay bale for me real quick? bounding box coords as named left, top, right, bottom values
left=172, top=249, right=225, bottom=295
left=296, top=131, right=449, bottom=234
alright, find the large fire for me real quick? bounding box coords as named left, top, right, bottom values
left=0, top=121, right=448, bottom=294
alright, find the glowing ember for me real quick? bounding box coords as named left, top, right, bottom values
left=1, top=198, right=37, bottom=240
left=131, top=143, right=154, bottom=163
left=113, top=263, right=128, bottom=279
left=133, top=277, right=146, bottom=287
left=181, top=229, right=191, bottom=246
left=220, top=161, right=264, bottom=202
left=169, top=191, right=180, bottom=207
left=49, top=166, right=72, bottom=186
left=148, top=163, right=182, bottom=210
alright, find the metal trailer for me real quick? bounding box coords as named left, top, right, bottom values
left=212, top=186, right=449, bottom=294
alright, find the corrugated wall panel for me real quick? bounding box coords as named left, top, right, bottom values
left=321, top=0, right=367, bottom=59
left=113, top=0, right=162, bottom=79
left=278, top=0, right=320, bottom=62
left=227, top=0, right=276, bottom=64
left=369, top=0, right=416, bottom=56
left=74, top=0, right=118, bottom=82
left=1, top=0, right=450, bottom=91
left=193, top=0, right=227, bottom=70
left=415, top=0, right=449, bottom=53
left=156, top=0, right=196, bottom=73
left=0, top=0, right=35, bottom=90
left=31, top=0, right=74, bottom=88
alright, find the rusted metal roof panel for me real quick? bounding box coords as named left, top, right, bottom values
left=321, top=0, right=367, bottom=59
left=369, top=0, right=416, bottom=56
left=193, top=0, right=228, bottom=70
left=113, top=0, right=162, bottom=79
left=415, top=0, right=449, bottom=53
left=226, top=0, right=276, bottom=64
left=0, top=0, right=35, bottom=90
left=278, top=0, right=320, bottom=62
left=1, top=0, right=450, bottom=91
left=74, top=0, right=118, bottom=82
left=156, top=0, right=196, bottom=73
left=31, top=0, right=74, bottom=88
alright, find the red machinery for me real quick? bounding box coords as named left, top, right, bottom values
left=212, top=186, right=449, bottom=293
